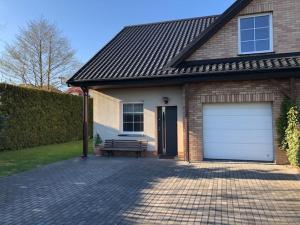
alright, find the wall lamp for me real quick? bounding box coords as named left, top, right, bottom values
left=163, top=97, right=169, bottom=104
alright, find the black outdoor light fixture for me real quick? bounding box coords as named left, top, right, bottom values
left=163, top=97, right=169, bottom=104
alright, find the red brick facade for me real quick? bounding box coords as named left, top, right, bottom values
left=182, top=79, right=300, bottom=165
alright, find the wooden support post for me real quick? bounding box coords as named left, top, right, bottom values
left=82, top=87, right=89, bottom=158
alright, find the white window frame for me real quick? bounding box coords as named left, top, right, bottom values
left=238, top=13, right=273, bottom=55
left=121, top=102, right=144, bottom=135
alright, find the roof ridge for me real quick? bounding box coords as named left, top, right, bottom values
left=124, top=15, right=219, bottom=28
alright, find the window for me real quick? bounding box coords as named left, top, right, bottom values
left=123, top=103, right=144, bottom=133
left=239, top=13, right=273, bottom=54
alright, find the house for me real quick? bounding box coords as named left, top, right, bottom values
left=66, top=87, right=84, bottom=96
left=67, top=0, right=300, bottom=164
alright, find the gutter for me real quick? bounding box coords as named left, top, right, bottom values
left=67, top=68, right=300, bottom=87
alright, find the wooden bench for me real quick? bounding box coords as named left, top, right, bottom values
left=103, top=139, right=147, bottom=158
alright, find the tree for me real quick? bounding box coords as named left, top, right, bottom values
left=0, top=17, right=80, bottom=89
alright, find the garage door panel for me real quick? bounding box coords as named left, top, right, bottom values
left=203, top=103, right=272, bottom=115
left=204, top=115, right=272, bottom=129
left=203, top=103, right=273, bottom=162
left=204, top=129, right=273, bottom=144
left=204, top=143, right=273, bottom=161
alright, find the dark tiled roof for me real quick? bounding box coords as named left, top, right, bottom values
left=167, top=52, right=300, bottom=76
left=68, top=15, right=219, bottom=83
left=68, top=12, right=300, bottom=86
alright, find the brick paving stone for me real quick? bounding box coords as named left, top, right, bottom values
left=0, top=157, right=299, bottom=224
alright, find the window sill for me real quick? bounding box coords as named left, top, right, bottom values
left=118, top=133, right=145, bottom=137
left=238, top=51, right=275, bottom=57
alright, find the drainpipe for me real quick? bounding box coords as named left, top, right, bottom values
left=82, top=87, right=89, bottom=158
left=184, top=84, right=190, bottom=163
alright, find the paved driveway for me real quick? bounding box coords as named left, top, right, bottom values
left=0, top=157, right=299, bottom=225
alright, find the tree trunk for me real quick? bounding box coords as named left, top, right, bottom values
left=39, top=39, right=43, bottom=88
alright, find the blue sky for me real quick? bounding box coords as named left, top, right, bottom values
left=0, top=0, right=235, bottom=63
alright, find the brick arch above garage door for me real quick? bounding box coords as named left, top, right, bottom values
left=198, top=92, right=277, bottom=103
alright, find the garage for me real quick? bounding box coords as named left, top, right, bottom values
left=203, top=103, right=274, bottom=161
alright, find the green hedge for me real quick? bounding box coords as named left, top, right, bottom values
left=0, top=114, right=6, bottom=144
left=285, top=106, right=300, bottom=167
left=276, top=97, right=293, bottom=150
left=0, top=83, right=93, bottom=151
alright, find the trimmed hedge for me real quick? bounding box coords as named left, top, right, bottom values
left=0, top=114, right=6, bottom=144
left=285, top=106, right=300, bottom=167
left=0, top=83, right=92, bottom=151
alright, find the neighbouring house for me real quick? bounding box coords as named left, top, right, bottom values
left=66, top=87, right=84, bottom=96
left=67, top=0, right=300, bottom=164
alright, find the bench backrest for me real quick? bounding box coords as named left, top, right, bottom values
left=104, top=139, right=147, bottom=151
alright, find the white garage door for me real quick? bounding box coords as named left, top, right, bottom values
left=203, top=103, right=273, bottom=161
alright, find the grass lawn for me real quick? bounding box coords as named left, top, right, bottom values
left=0, top=140, right=93, bottom=177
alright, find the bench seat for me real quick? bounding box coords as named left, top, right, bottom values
left=103, top=139, right=147, bottom=157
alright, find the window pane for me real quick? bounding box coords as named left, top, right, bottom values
left=241, top=29, right=254, bottom=41
left=241, top=41, right=255, bottom=53
left=134, top=114, right=143, bottom=122
left=256, top=39, right=270, bottom=51
left=255, top=28, right=269, bottom=40
left=255, top=15, right=269, bottom=28
left=240, top=17, right=254, bottom=29
left=123, top=114, right=133, bottom=123
left=123, top=123, right=133, bottom=132
left=134, top=123, right=143, bottom=132
left=123, top=104, right=133, bottom=113
left=134, top=104, right=143, bottom=113
left=123, top=103, right=144, bottom=132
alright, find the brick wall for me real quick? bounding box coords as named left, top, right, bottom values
left=183, top=79, right=300, bottom=165
left=187, top=0, right=300, bottom=61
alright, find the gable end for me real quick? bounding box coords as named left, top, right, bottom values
left=166, top=0, right=253, bottom=67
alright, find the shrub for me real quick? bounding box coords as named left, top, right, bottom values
left=0, top=83, right=93, bottom=151
left=94, top=133, right=103, bottom=146
left=276, top=97, right=293, bottom=150
left=285, top=106, right=300, bottom=167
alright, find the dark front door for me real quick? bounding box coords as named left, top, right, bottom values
left=157, top=106, right=178, bottom=156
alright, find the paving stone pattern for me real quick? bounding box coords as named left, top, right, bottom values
left=0, top=157, right=299, bottom=225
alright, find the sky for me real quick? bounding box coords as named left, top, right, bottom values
left=0, top=0, right=235, bottom=64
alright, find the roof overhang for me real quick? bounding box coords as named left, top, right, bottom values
left=67, top=68, right=300, bottom=89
